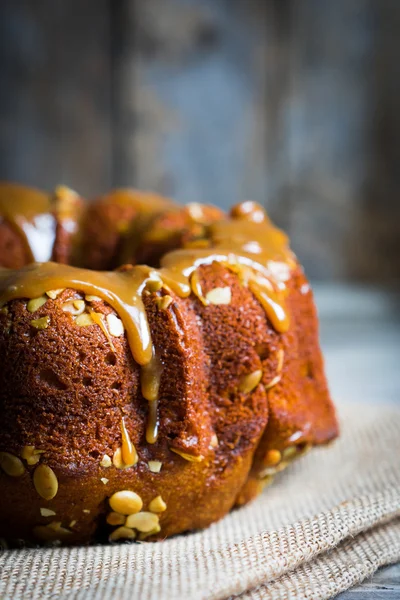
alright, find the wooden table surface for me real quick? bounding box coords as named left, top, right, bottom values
left=314, top=285, right=400, bottom=599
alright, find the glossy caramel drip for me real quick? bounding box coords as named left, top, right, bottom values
left=0, top=200, right=295, bottom=445
left=120, top=417, right=137, bottom=466
left=141, top=352, right=163, bottom=443
left=0, top=183, right=55, bottom=262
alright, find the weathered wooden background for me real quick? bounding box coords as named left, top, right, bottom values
left=0, top=0, right=399, bottom=281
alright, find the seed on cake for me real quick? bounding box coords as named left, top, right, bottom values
left=27, top=296, right=47, bottom=313
left=148, top=495, right=167, bottom=513
left=259, top=461, right=289, bottom=479
left=210, top=434, right=219, bottom=448
left=138, top=524, right=162, bottom=540
left=21, top=445, right=45, bottom=465
left=263, top=449, right=281, bottom=467
left=46, top=289, right=64, bottom=299
left=85, top=295, right=102, bottom=302
left=265, top=375, right=281, bottom=390
left=205, top=287, right=232, bottom=305
left=148, top=460, right=162, bottom=473
left=170, top=448, right=204, bottom=462
left=0, top=452, right=25, bottom=477
left=106, top=512, right=126, bottom=526
left=30, top=316, right=50, bottom=330
left=190, top=271, right=207, bottom=305
left=125, top=512, right=159, bottom=532
left=100, top=477, right=109, bottom=485
left=260, top=475, right=274, bottom=488
left=109, top=490, right=143, bottom=515
left=100, top=454, right=112, bottom=468
left=239, top=370, right=263, bottom=393
left=40, top=508, right=56, bottom=517
left=281, top=446, right=297, bottom=460
left=186, top=202, right=205, bottom=221
left=75, top=313, right=94, bottom=327
left=156, top=295, right=173, bottom=311
left=69, top=520, right=77, bottom=528
left=62, top=300, right=85, bottom=316
left=112, top=448, right=125, bottom=469
left=82, top=509, right=90, bottom=514
left=146, top=279, right=163, bottom=293
left=109, top=526, right=136, bottom=542
left=74, top=300, right=85, bottom=311
left=106, top=313, right=124, bottom=337
left=33, top=464, right=58, bottom=500
left=276, top=349, right=285, bottom=373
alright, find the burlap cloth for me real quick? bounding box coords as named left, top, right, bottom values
left=1, top=403, right=399, bottom=600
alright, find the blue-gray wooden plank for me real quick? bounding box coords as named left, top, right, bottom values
left=337, top=564, right=400, bottom=599
left=0, top=0, right=112, bottom=197
left=117, top=0, right=269, bottom=208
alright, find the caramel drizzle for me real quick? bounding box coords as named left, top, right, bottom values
left=0, top=200, right=296, bottom=444
left=0, top=183, right=56, bottom=263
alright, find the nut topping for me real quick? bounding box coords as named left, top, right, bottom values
left=276, top=348, right=285, bottom=373
left=205, top=287, right=232, bottom=305
left=62, top=300, right=85, bottom=316
left=85, top=295, right=102, bottom=302
left=156, top=295, right=173, bottom=311
left=262, top=449, right=281, bottom=467
left=30, top=316, right=50, bottom=330
left=46, top=289, right=64, bottom=299
left=40, top=508, right=56, bottom=517
left=210, top=434, right=219, bottom=448
left=148, top=495, right=167, bottom=513
left=100, top=454, right=112, bottom=468
left=0, top=452, right=25, bottom=477
left=109, top=526, right=136, bottom=542
left=138, top=524, right=161, bottom=540
left=109, top=490, right=143, bottom=515
left=21, top=445, right=45, bottom=466
left=265, top=375, right=281, bottom=390
left=106, top=512, right=126, bottom=526
left=106, top=313, right=124, bottom=337
left=27, top=296, right=47, bottom=313
left=148, top=460, right=162, bottom=473
left=239, top=370, right=263, bottom=393
left=125, top=512, right=159, bottom=532
left=146, top=279, right=163, bottom=293
left=75, top=313, right=94, bottom=327
left=33, top=464, right=58, bottom=500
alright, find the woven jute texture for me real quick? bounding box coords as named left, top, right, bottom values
left=1, top=403, right=399, bottom=600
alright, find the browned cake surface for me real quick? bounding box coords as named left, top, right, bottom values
left=134, top=203, right=225, bottom=267
left=0, top=188, right=338, bottom=546
left=80, top=189, right=174, bottom=270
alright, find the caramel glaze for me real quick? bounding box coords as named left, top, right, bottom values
left=0, top=183, right=56, bottom=263
left=0, top=200, right=296, bottom=444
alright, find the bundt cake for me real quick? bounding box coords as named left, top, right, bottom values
left=0, top=182, right=338, bottom=546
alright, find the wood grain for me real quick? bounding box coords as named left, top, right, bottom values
left=0, top=0, right=112, bottom=197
